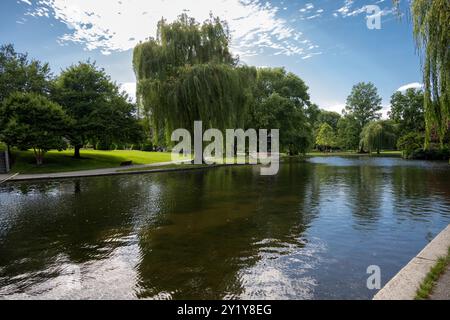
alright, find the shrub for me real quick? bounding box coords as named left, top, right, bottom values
left=397, top=132, right=424, bottom=159
left=141, top=142, right=153, bottom=152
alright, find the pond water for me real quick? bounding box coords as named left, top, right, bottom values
left=0, top=157, right=449, bottom=300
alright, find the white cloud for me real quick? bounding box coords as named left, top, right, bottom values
left=23, top=0, right=319, bottom=59
left=397, top=82, right=423, bottom=92
left=120, top=82, right=136, bottom=103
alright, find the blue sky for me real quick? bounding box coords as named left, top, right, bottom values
left=1, top=0, right=423, bottom=115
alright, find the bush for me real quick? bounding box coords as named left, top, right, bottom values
left=397, top=132, right=424, bottom=159
left=141, top=142, right=153, bottom=152
left=411, top=146, right=450, bottom=160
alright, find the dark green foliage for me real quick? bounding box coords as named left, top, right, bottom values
left=53, top=61, right=143, bottom=157
left=344, top=82, right=383, bottom=152
left=409, top=146, right=449, bottom=160
left=317, top=110, right=341, bottom=130
left=0, top=44, right=52, bottom=103
left=0, top=92, right=71, bottom=165
left=306, top=103, right=321, bottom=128
left=248, top=68, right=312, bottom=155
left=337, top=115, right=360, bottom=151
left=397, top=132, right=424, bottom=159
left=345, top=82, right=382, bottom=128
left=141, top=142, right=154, bottom=152
left=390, top=88, right=425, bottom=135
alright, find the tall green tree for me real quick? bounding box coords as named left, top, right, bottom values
left=316, top=123, right=336, bottom=152
left=53, top=61, right=140, bottom=158
left=0, top=44, right=52, bottom=103
left=306, top=103, right=321, bottom=128
left=133, top=14, right=255, bottom=146
left=389, top=88, right=425, bottom=135
left=344, top=82, right=383, bottom=152
left=337, top=115, right=360, bottom=151
left=360, top=120, right=397, bottom=154
left=0, top=92, right=71, bottom=165
left=248, top=67, right=312, bottom=155
left=317, top=110, right=341, bottom=130
left=0, top=44, right=53, bottom=156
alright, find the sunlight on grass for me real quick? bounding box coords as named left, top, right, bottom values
left=11, top=149, right=174, bottom=174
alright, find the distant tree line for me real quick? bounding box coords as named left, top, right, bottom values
left=132, top=14, right=448, bottom=160
left=0, top=44, right=144, bottom=165
left=1, top=4, right=448, bottom=166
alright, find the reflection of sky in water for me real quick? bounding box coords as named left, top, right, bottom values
left=0, top=157, right=449, bottom=299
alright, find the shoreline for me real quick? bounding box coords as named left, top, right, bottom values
left=374, top=224, right=450, bottom=300
left=0, top=162, right=258, bottom=183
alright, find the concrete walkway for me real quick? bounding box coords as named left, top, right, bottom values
left=374, top=224, right=450, bottom=300
left=430, top=265, right=450, bottom=300
left=0, top=160, right=193, bottom=183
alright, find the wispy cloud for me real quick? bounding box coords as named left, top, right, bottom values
left=397, top=82, right=423, bottom=92
left=21, top=0, right=321, bottom=59
left=334, top=0, right=394, bottom=19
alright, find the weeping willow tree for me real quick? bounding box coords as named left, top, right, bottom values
left=394, top=0, right=450, bottom=148
left=360, top=121, right=397, bottom=154
left=133, top=14, right=256, bottom=144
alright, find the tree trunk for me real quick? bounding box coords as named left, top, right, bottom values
left=34, top=148, right=44, bottom=166
left=6, top=144, right=12, bottom=165
left=74, top=145, right=82, bottom=158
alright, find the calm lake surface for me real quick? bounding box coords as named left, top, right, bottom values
left=1, top=157, right=449, bottom=299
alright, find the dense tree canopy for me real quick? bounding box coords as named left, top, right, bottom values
left=0, top=44, right=52, bottom=103
left=337, top=115, right=360, bottom=151
left=317, top=110, right=341, bottom=130
left=360, top=120, right=397, bottom=154
left=0, top=92, right=71, bottom=165
left=248, top=67, right=312, bottom=155
left=389, top=88, right=425, bottom=135
left=344, top=82, right=383, bottom=151
left=133, top=14, right=256, bottom=146
left=316, top=123, right=336, bottom=151
left=52, top=61, right=140, bottom=157
left=345, top=82, right=383, bottom=129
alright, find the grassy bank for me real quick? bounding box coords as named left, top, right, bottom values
left=7, top=149, right=406, bottom=175
left=415, top=247, right=450, bottom=300
left=306, top=150, right=402, bottom=157
left=10, top=149, right=174, bottom=174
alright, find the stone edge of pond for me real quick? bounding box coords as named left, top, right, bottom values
left=1, top=163, right=258, bottom=183
left=373, top=224, right=450, bottom=300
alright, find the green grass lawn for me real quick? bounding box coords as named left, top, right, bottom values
left=10, top=149, right=175, bottom=174
left=306, top=150, right=402, bottom=157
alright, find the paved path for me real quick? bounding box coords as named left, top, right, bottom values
left=430, top=265, right=450, bottom=300
left=0, top=160, right=192, bottom=183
